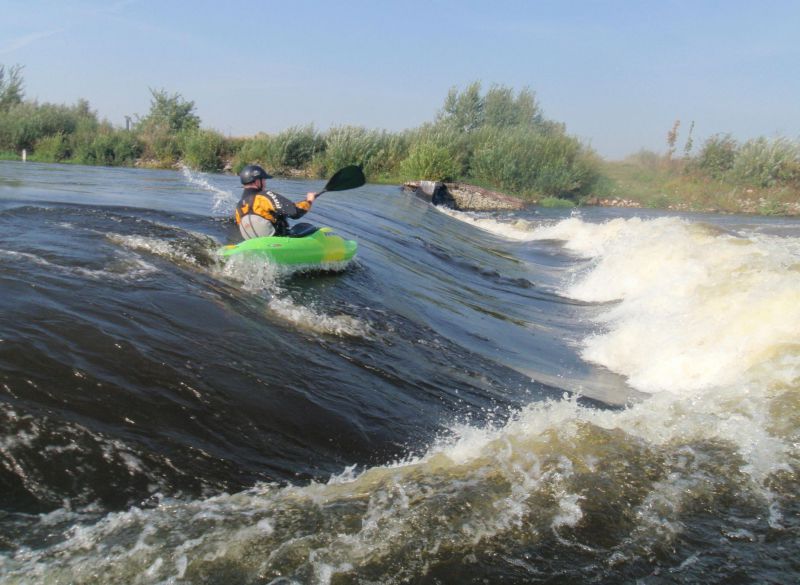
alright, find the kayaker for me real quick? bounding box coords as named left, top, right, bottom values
left=235, top=164, right=317, bottom=239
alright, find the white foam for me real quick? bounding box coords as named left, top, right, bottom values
left=1, top=384, right=795, bottom=583
left=268, top=297, right=372, bottom=338
left=527, top=217, right=800, bottom=395
left=217, top=254, right=370, bottom=337
left=106, top=234, right=200, bottom=266
left=436, top=207, right=540, bottom=241
left=216, top=253, right=282, bottom=291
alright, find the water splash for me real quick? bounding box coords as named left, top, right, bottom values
left=217, top=254, right=370, bottom=337
left=180, top=165, right=237, bottom=215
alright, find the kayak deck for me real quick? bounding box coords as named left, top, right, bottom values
left=219, top=227, right=357, bottom=266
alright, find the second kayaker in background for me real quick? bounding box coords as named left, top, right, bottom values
left=235, top=164, right=316, bottom=239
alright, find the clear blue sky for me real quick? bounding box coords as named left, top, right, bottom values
left=2, top=0, right=798, bottom=159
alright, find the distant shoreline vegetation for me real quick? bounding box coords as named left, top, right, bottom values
left=597, top=128, right=800, bottom=215
left=1, top=65, right=798, bottom=214
left=0, top=72, right=599, bottom=202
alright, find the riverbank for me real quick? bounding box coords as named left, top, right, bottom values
left=594, top=158, right=800, bottom=216
left=3, top=72, right=797, bottom=217
left=5, top=152, right=799, bottom=217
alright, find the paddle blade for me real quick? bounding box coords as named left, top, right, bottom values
left=324, top=165, right=366, bottom=192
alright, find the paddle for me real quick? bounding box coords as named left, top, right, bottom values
left=313, top=165, right=366, bottom=198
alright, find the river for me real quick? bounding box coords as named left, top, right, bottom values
left=0, top=161, right=797, bottom=584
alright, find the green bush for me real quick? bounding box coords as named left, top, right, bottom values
left=316, top=126, right=395, bottom=177
left=136, top=123, right=179, bottom=164
left=32, top=132, right=70, bottom=162
left=731, top=137, right=800, bottom=188
left=137, top=89, right=200, bottom=133
left=0, top=73, right=617, bottom=204
left=75, top=129, right=141, bottom=166
left=277, top=125, right=322, bottom=169
left=0, top=64, right=24, bottom=111
left=360, top=132, right=409, bottom=178
left=235, top=134, right=271, bottom=170
left=68, top=117, right=102, bottom=162
left=483, top=85, right=544, bottom=129
left=696, top=134, right=737, bottom=178
left=399, top=140, right=459, bottom=181
left=233, top=126, right=323, bottom=174
left=233, top=134, right=282, bottom=174
left=404, top=124, right=467, bottom=175
left=180, top=128, right=225, bottom=172
left=0, top=101, right=96, bottom=152
left=470, top=127, right=599, bottom=198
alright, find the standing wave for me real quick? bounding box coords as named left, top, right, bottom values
left=2, top=215, right=797, bottom=584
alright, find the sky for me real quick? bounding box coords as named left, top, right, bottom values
left=1, top=0, right=798, bottom=159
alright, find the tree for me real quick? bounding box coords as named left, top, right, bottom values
left=484, top=85, right=543, bottom=129
left=138, top=88, right=200, bottom=132
left=438, top=83, right=549, bottom=133
left=439, top=81, right=484, bottom=133
left=0, top=64, right=25, bottom=111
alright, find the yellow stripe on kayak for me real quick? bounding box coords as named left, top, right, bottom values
left=320, top=228, right=346, bottom=262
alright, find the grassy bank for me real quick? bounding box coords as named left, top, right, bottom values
left=596, top=137, right=800, bottom=215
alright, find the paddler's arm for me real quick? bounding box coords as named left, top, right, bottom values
left=290, top=192, right=316, bottom=219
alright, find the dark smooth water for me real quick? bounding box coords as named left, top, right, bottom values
left=0, top=161, right=797, bottom=584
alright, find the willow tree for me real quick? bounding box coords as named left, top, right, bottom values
left=0, top=64, right=25, bottom=111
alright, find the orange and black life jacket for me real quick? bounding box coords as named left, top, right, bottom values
left=235, top=188, right=311, bottom=236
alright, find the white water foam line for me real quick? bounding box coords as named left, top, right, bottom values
left=106, top=234, right=202, bottom=267
left=527, top=216, right=800, bottom=396
left=435, top=206, right=540, bottom=241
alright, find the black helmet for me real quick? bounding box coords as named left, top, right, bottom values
left=239, top=164, right=273, bottom=185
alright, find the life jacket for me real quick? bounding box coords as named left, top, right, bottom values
left=236, top=189, right=291, bottom=238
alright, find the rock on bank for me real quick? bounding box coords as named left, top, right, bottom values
left=403, top=181, right=525, bottom=211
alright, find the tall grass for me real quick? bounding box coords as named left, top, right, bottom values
left=0, top=100, right=95, bottom=152
left=314, top=126, right=404, bottom=178
left=232, top=126, right=322, bottom=174
left=78, top=129, right=141, bottom=166
left=690, top=135, right=800, bottom=188
left=180, top=128, right=226, bottom=172
left=399, top=140, right=460, bottom=182
left=30, top=132, right=70, bottom=162
left=731, top=137, right=800, bottom=188
left=469, top=127, right=598, bottom=198
left=602, top=133, right=800, bottom=215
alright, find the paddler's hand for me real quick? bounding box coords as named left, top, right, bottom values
left=305, top=192, right=316, bottom=204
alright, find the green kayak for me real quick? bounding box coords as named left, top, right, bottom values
left=219, top=226, right=357, bottom=267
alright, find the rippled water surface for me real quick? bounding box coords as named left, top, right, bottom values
left=0, top=161, right=798, bottom=584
